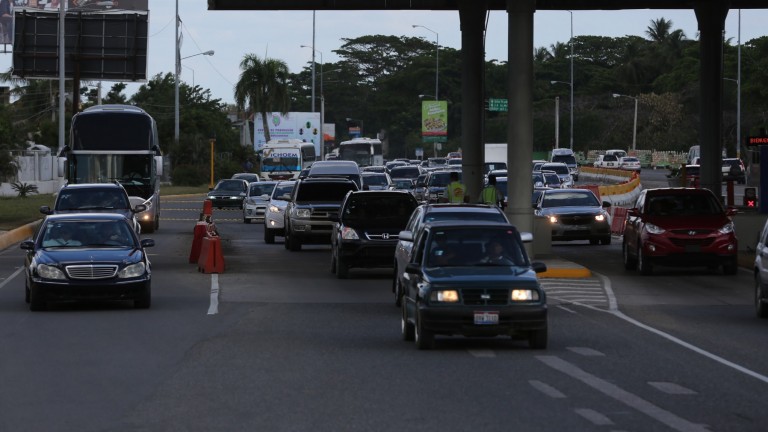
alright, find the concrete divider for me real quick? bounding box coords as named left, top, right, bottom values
left=0, top=219, right=42, bottom=251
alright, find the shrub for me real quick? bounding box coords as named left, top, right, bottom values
left=171, top=164, right=208, bottom=186
left=11, top=181, right=39, bottom=198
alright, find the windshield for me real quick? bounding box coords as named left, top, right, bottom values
left=295, top=182, right=357, bottom=201
left=272, top=183, right=295, bottom=199
left=56, top=188, right=130, bottom=211
left=552, top=155, right=576, bottom=165
left=249, top=183, right=276, bottom=196
left=215, top=180, right=246, bottom=192
left=541, top=191, right=600, bottom=208
left=342, top=195, right=417, bottom=227
left=543, top=164, right=569, bottom=175
left=646, top=194, right=722, bottom=216
left=363, top=175, right=389, bottom=186
left=262, top=150, right=301, bottom=172
left=42, top=220, right=135, bottom=248
left=69, top=154, right=153, bottom=188
left=428, top=172, right=459, bottom=187
left=426, top=228, right=528, bottom=267
left=339, top=144, right=376, bottom=167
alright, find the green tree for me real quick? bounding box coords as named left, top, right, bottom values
left=235, top=54, right=291, bottom=143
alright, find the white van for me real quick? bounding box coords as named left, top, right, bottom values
left=550, top=148, right=579, bottom=181
left=605, top=149, right=628, bottom=159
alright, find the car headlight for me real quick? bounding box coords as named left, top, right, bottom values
left=645, top=222, right=665, bottom=235
left=341, top=226, right=359, bottom=240
left=295, top=209, right=311, bottom=218
left=207, top=195, right=215, bottom=199
left=239, top=192, right=246, bottom=197
left=38, top=264, right=65, bottom=280
left=719, top=222, right=735, bottom=234
left=429, top=290, right=459, bottom=302
left=548, top=215, right=558, bottom=224
left=269, top=204, right=282, bottom=213
left=511, top=289, right=539, bottom=301
left=119, top=262, right=146, bottom=278
left=595, top=214, right=606, bottom=222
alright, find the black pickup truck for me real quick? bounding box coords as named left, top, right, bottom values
left=283, top=177, right=358, bottom=251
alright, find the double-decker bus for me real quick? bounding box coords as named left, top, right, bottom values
left=259, top=139, right=317, bottom=180
left=63, top=105, right=163, bottom=233
left=338, top=137, right=383, bottom=167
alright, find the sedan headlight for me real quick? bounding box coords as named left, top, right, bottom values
left=548, top=215, right=558, bottom=224
left=340, top=226, right=359, bottom=240
left=119, top=262, right=146, bottom=278
left=429, top=290, right=459, bottom=302
left=645, top=222, right=666, bottom=235
left=38, top=264, right=65, bottom=280
left=295, top=209, right=311, bottom=218
left=511, top=289, right=540, bottom=301
left=595, top=214, right=606, bottom=222
left=718, top=222, right=735, bottom=234
left=269, top=204, right=282, bottom=213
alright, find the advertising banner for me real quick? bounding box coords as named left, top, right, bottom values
left=253, top=112, right=322, bottom=155
left=421, top=100, right=448, bottom=143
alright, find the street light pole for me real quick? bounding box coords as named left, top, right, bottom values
left=412, top=24, right=439, bottom=100
left=568, top=10, right=574, bottom=150
left=175, top=49, right=214, bottom=149
left=550, top=80, right=572, bottom=149
left=612, top=93, right=639, bottom=151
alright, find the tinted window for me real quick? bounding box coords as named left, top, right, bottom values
left=72, top=112, right=153, bottom=151
left=249, top=183, right=276, bottom=196
left=424, top=210, right=507, bottom=224
left=342, top=195, right=417, bottom=226
left=389, top=166, right=421, bottom=179
left=363, top=175, right=389, bottom=186
left=428, top=172, right=460, bottom=187
left=57, top=188, right=130, bottom=210
left=647, top=194, right=722, bottom=216
left=541, top=191, right=600, bottom=208
left=542, top=164, right=569, bottom=175
left=272, top=183, right=295, bottom=199
left=215, top=180, right=246, bottom=191
left=296, top=182, right=357, bottom=201
left=552, top=155, right=576, bottom=165
left=426, top=227, right=527, bottom=267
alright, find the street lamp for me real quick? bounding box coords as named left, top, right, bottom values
left=412, top=24, right=439, bottom=101
left=175, top=48, right=214, bottom=146
left=612, top=93, right=639, bottom=151
left=300, top=45, right=322, bottom=112
left=724, top=77, right=741, bottom=158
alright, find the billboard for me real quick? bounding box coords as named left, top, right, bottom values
left=11, top=7, right=148, bottom=80
left=253, top=112, right=322, bottom=156
left=421, top=100, right=448, bottom=143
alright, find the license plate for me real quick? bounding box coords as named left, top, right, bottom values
left=474, top=311, right=499, bottom=325
left=684, top=244, right=701, bottom=253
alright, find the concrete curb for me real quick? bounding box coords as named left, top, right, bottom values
left=0, top=219, right=41, bottom=251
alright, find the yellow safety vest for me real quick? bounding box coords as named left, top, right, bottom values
left=447, top=181, right=466, bottom=203
left=480, top=186, right=498, bottom=206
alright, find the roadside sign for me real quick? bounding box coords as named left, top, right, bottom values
left=487, top=98, right=508, bottom=112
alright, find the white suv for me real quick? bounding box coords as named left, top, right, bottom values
left=754, top=220, right=768, bottom=318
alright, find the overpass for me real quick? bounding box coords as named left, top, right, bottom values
left=208, top=0, right=766, bottom=234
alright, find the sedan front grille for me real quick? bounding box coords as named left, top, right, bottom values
left=66, top=265, right=118, bottom=280
left=559, top=214, right=595, bottom=225
left=461, top=288, right=509, bottom=306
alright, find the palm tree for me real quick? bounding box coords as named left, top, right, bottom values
left=646, top=18, right=673, bottom=43
left=234, top=54, right=291, bottom=143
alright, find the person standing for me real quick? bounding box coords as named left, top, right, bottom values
left=479, top=175, right=504, bottom=208
left=0, top=0, right=11, bottom=45
left=446, top=171, right=466, bottom=204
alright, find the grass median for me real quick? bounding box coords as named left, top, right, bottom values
left=0, top=185, right=209, bottom=231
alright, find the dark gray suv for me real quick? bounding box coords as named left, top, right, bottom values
left=284, top=177, right=358, bottom=251
left=40, top=183, right=146, bottom=234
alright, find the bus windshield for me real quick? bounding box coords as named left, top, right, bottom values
left=339, top=144, right=375, bottom=167
left=262, top=150, right=301, bottom=172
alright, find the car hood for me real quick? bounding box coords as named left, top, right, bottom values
left=208, top=190, right=244, bottom=197
left=643, top=214, right=732, bottom=230
left=423, top=266, right=540, bottom=285
left=538, top=206, right=603, bottom=216
left=36, top=247, right=144, bottom=266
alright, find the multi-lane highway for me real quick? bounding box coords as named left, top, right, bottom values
left=0, top=184, right=765, bottom=431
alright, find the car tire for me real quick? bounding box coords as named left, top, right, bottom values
left=25, top=279, right=30, bottom=303
left=401, top=301, right=415, bottom=341
left=134, top=285, right=151, bottom=309
left=528, top=327, right=548, bottom=349
left=622, top=240, right=637, bottom=270
left=288, top=235, right=302, bottom=251
left=264, top=227, right=275, bottom=244
left=29, top=287, right=46, bottom=311
left=756, top=273, right=768, bottom=319
left=283, top=228, right=290, bottom=250
left=601, top=236, right=612, bottom=246
left=723, top=258, right=738, bottom=276
left=336, top=254, right=348, bottom=279
left=415, top=305, right=434, bottom=350
left=638, top=244, right=653, bottom=275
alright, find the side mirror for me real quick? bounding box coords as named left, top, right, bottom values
left=602, top=201, right=612, bottom=208
left=531, top=262, right=547, bottom=273
left=140, top=239, right=155, bottom=248
left=133, top=204, right=147, bottom=213
left=726, top=207, right=738, bottom=217
left=399, top=230, right=413, bottom=242
left=405, top=263, right=422, bottom=274
left=20, top=240, right=34, bottom=250
left=39, top=205, right=53, bottom=215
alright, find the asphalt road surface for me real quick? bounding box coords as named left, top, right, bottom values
left=0, top=190, right=766, bottom=432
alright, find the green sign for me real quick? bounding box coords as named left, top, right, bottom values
left=421, top=101, right=448, bottom=143
left=488, top=98, right=508, bottom=112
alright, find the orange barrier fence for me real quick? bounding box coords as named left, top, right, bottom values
left=610, top=207, right=628, bottom=236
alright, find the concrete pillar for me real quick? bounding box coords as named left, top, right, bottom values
left=458, top=3, right=487, bottom=202
left=694, top=2, right=728, bottom=198
left=506, top=0, right=535, bottom=236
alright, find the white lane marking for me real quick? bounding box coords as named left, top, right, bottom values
left=529, top=380, right=567, bottom=398
left=538, top=355, right=709, bottom=432
left=574, top=408, right=614, bottom=426
left=569, top=272, right=768, bottom=386
left=0, top=266, right=23, bottom=290
left=207, top=274, right=219, bottom=315
left=567, top=347, right=605, bottom=357
left=468, top=349, right=496, bottom=358
left=557, top=305, right=577, bottom=313
left=648, top=382, right=697, bottom=395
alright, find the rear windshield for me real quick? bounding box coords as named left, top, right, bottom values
left=552, top=155, right=576, bottom=165
left=296, top=182, right=357, bottom=201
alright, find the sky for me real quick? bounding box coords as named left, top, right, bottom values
left=1, top=3, right=766, bottom=105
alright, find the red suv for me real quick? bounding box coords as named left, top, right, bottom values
left=622, top=188, right=738, bottom=275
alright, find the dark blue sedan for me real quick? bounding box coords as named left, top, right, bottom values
left=20, top=213, right=155, bottom=311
